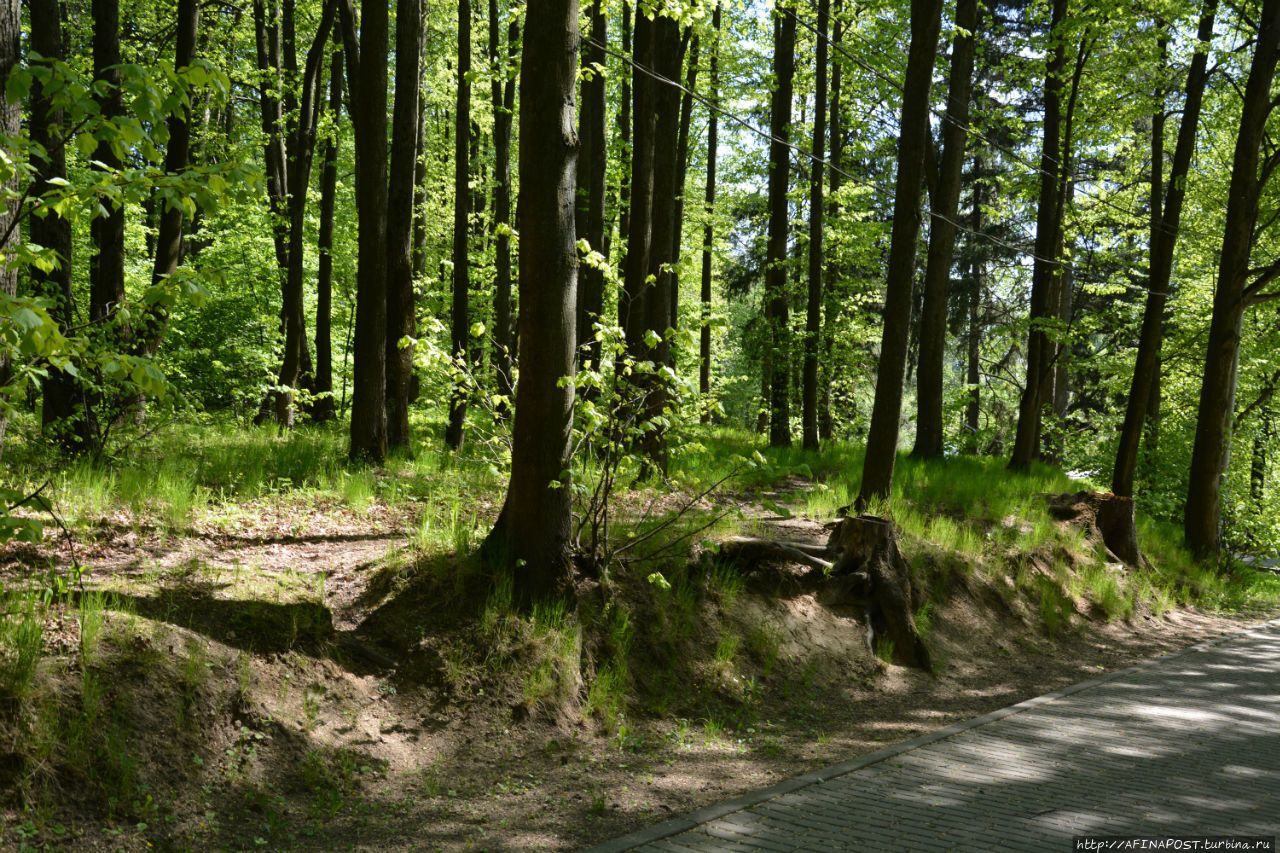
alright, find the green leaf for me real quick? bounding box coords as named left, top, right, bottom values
left=76, top=133, right=98, bottom=157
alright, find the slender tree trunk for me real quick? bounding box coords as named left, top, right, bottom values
left=491, top=4, right=518, bottom=409
left=622, top=11, right=655, bottom=359
left=385, top=0, right=422, bottom=452
left=858, top=0, right=945, bottom=504
left=1112, top=3, right=1215, bottom=496
left=1009, top=0, right=1068, bottom=470
left=0, top=0, right=14, bottom=372
left=765, top=5, right=796, bottom=448
left=819, top=0, right=843, bottom=441
left=699, top=4, right=720, bottom=424
left=445, top=0, right=473, bottom=450
left=254, top=0, right=290, bottom=271
left=482, top=0, right=579, bottom=604
left=615, top=3, right=632, bottom=357
left=639, top=16, right=686, bottom=474
left=90, top=0, right=126, bottom=329
left=30, top=1, right=83, bottom=449
left=912, top=0, right=976, bottom=458
left=1252, top=403, right=1273, bottom=505
left=668, top=31, right=699, bottom=343
left=314, top=41, right=342, bottom=423
left=575, top=1, right=607, bottom=377
left=1184, top=0, right=1280, bottom=556
left=801, top=0, right=829, bottom=451
left=269, top=0, right=334, bottom=428
left=343, top=0, right=391, bottom=463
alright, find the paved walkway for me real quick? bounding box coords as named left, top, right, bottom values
left=588, top=619, right=1280, bottom=852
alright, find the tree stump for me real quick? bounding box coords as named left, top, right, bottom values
left=827, top=516, right=932, bottom=670
left=1045, top=491, right=1147, bottom=568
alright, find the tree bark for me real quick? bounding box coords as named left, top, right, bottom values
left=445, top=0, right=474, bottom=450
left=819, top=0, right=843, bottom=442
left=1184, top=0, right=1280, bottom=556
left=964, top=154, right=984, bottom=453
left=343, top=0, right=390, bottom=463
left=386, top=0, right=422, bottom=452
left=313, top=40, right=342, bottom=423
left=765, top=5, right=796, bottom=448
left=668, top=31, right=699, bottom=343
left=482, top=0, right=579, bottom=605
left=801, top=0, right=829, bottom=451
left=491, top=2, right=518, bottom=410
left=575, top=1, right=607, bottom=378
left=912, top=0, right=976, bottom=458
left=90, top=0, right=126, bottom=330
left=858, top=0, right=944, bottom=504
left=1009, top=0, right=1068, bottom=471
left=699, top=4, right=721, bottom=423
left=30, top=1, right=84, bottom=449
left=1112, top=3, right=1215, bottom=497
left=0, top=0, right=18, bottom=448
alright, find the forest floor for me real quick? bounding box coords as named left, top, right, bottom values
left=1, top=430, right=1278, bottom=852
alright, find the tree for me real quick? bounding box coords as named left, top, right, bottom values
left=800, top=0, right=828, bottom=451
left=0, top=0, right=16, bottom=403
left=699, top=3, right=721, bottom=423
left=912, top=0, right=977, bottom=459
left=313, top=39, right=343, bottom=424
left=445, top=0, right=473, bottom=451
left=858, top=0, right=944, bottom=504
left=490, top=0, right=517, bottom=409
left=575, top=0, right=607, bottom=379
left=765, top=4, right=795, bottom=448
left=482, top=0, right=579, bottom=605
left=1184, top=0, right=1280, bottom=555
left=342, top=0, right=390, bottom=463
left=29, top=0, right=82, bottom=448
left=1112, top=0, right=1216, bottom=497
left=90, top=0, right=126, bottom=330
left=387, top=0, right=422, bottom=452
left=263, top=0, right=333, bottom=429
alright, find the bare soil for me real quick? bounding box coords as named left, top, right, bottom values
left=0, top=489, right=1271, bottom=853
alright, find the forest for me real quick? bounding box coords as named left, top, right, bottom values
left=1, top=0, right=1280, bottom=848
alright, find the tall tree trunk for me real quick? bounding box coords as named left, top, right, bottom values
left=491, top=2, right=517, bottom=409
left=314, top=41, right=343, bottom=424
left=622, top=12, right=655, bottom=362
left=387, top=0, right=422, bottom=451
left=0, top=0, right=13, bottom=372
left=270, top=0, right=335, bottom=428
left=1184, top=0, right=1280, bottom=556
left=911, top=0, right=976, bottom=458
left=343, top=0, right=390, bottom=463
left=699, top=4, right=720, bottom=424
left=858, top=0, right=945, bottom=504
left=575, top=1, right=607, bottom=378
left=1252, top=403, right=1273, bottom=505
left=90, top=0, right=126, bottom=329
left=668, top=31, right=699, bottom=344
left=638, top=15, right=686, bottom=474
left=765, top=5, right=796, bottom=448
left=801, top=0, right=829, bottom=451
left=30, top=1, right=83, bottom=449
left=819, top=0, right=843, bottom=441
left=1112, top=3, right=1215, bottom=496
left=1009, top=0, right=1068, bottom=470
left=482, top=0, right=579, bottom=605
left=254, top=0, right=290, bottom=274
left=445, top=0, right=473, bottom=450
left=615, top=2, right=632, bottom=356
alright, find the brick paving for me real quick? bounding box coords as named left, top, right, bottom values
left=588, top=619, right=1280, bottom=852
